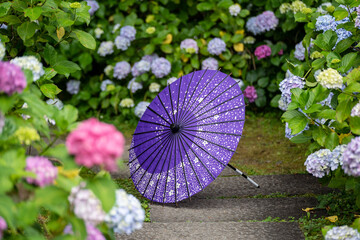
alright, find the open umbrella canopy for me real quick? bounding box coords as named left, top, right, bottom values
left=129, top=70, right=245, bottom=203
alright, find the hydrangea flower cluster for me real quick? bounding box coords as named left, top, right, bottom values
left=85, top=0, right=99, bottom=16
left=278, top=97, right=288, bottom=111
left=356, top=7, right=360, bottom=28
left=279, top=3, right=291, bottom=14
left=167, top=77, right=177, bottom=85
left=180, top=39, right=199, bottom=54
left=100, top=80, right=114, bottom=91
left=68, top=183, right=106, bottom=225
left=14, top=127, right=40, bottom=145
left=325, top=226, right=360, bottom=240
left=104, top=65, right=114, bottom=76
left=64, top=223, right=105, bottom=240
left=317, top=3, right=332, bottom=14
left=120, top=98, right=135, bottom=108
left=229, top=4, right=241, bottom=16
left=351, top=102, right=360, bottom=117
left=315, top=15, right=337, bottom=32
left=113, top=61, right=131, bottom=80
left=94, top=27, right=104, bottom=39
left=66, top=118, right=125, bottom=171
left=342, top=137, right=360, bottom=177
left=151, top=57, right=171, bottom=78
left=10, top=56, right=44, bottom=81
left=132, top=60, right=151, bottom=77
left=315, top=68, right=343, bottom=89
left=112, top=24, right=121, bottom=34
left=279, top=76, right=305, bottom=105
left=149, top=82, right=160, bottom=93
left=0, top=217, right=6, bottom=239
left=244, top=86, right=257, bottom=103
left=135, top=101, right=150, bottom=118
left=142, top=54, right=158, bottom=63
left=246, top=11, right=278, bottom=35
left=120, top=26, right=136, bottom=41
left=105, top=189, right=145, bottom=235
left=294, top=41, right=305, bottom=61
left=254, top=45, right=271, bottom=60
left=335, top=28, right=352, bottom=45
left=0, top=61, right=26, bottom=95
left=66, top=80, right=80, bottom=95
left=25, top=156, right=57, bottom=187
left=115, top=36, right=131, bottom=51
left=207, top=38, right=226, bottom=56
left=128, top=78, right=143, bottom=93
left=304, top=149, right=332, bottom=178
left=329, top=145, right=347, bottom=171
left=201, top=57, right=218, bottom=70
left=0, top=42, right=5, bottom=60
left=290, top=0, right=307, bottom=13
left=46, top=98, right=64, bottom=110
left=97, top=41, right=114, bottom=57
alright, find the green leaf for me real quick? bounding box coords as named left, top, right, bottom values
left=312, top=58, right=326, bottom=70
left=333, top=6, right=349, bottom=20
left=24, top=7, right=42, bottom=21
left=17, top=22, right=37, bottom=41
left=258, top=77, right=269, bottom=88
left=143, top=44, right=155, bottom=55
left=344, top=82, right=360, bottom=93
left=0, top=15, right=21, bottom=25
left=336, top=93, right=353, bottom=123
left=71, top=30, right=96, bottom=50
left=54, top=105, right=78, bottom=131
left=339, top=52, right=357, bottom=73
left=288, top=115, right=309, bottom=135
left=53, top=60, right=81, bottom=76
left=190, top=56, right=199, bottom=69
left=317, top=109, right=336, bottom=120
left=160, top=44, right=173, bottom=54
left=350, top=117, right=360, bottom=135
left=40, top=84, right=62, bottom=99
left=196, top=2, right=214, bottom=11
left=87, top=175, right=116, bottom=212
left=34, top=186, right=69, bottom=215
left=290, top=133, right=312, bottom=143
left=334, top=38, right=354, bottom=54
left=312, top=127, right=327, bottom=146
left=325, top=132, right=339, bottom=150
left=313, top=31, right=337, bottom=51
left=0, top=2, right=12, bottom=17
left=255, top=96, right=266, bottom=107
left=43, top=44, right=57, bottom=65
left=217, top=0, right=233, bottom=8
left=270, top=95, right=281, bottom=108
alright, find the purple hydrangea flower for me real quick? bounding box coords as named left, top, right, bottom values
left=356, top=7, right=360, bottom=28
left=201, top=57, right=218, bottom=70
left=0, top=217, right=6, bottom=239
left=113, top=61, right=131, bottom=80
left=115, top=36, right=131, bottom=51
left=320, top=92, right=334, bottom=108
left=255, top=11, right=278, bottom=32
left=254, top=45, right=271, bottom=60
left=207, top=38, right=226, bottom=55
left=85, top=0, right=99, bottom=16
left=304, top=149, right=332, bottom=178
left=151, top=57, right=171, bottom=78
left=141, top=54, right=158, bottom=64
left=0, top=61, right=27, bottom=95
left=180, top=39, right=199, bottom=54
left=97, top=41, right=114, bottom=57
left=100, top=80, right=114, bottom=91
left=329, top=145, right=347, bottom=171
left=315, top=15, right=337, bottom=31
left=279, top=76, right=305, bottom=104
left=131, top=60, right=151, bottom=77
left=66, top=80, right=80, bottom=95
left=325, top=226, right=360, bottom=240
left=120, top=26, right=136, bottom=41
left=294, top=41, right=305, bottom=61
left=128, top=78, right=143, bottom=93
left=342, top=137, right=360, bottom=177
left=244, top=86, right=257, bottom=103
left=246, top=17, right=262, bottom=35
left=25, top=156, right=58, bottom=187
left=64, top=223, right=105, bottom=240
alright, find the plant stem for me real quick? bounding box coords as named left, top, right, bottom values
left=39, top=136, right=59, bottom=155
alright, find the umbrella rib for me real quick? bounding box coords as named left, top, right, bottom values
left=179, top=133, right=216, bottom=180
left=129, top=132, right=171, bottom=164
left=181, top=128, right=242, bottom=137
left=176, top=134, right=191, bottom=199
left=181, top=73, right=231, bottom=124
left=186, top=119, right=245, bottom=129
left=181, top=133, right=227, bottom=168
left=173, top=134, right=178, bottom=203
left=178, top=134, right=204, bottom=189
left=175, top=76, right=183, bottom=123
left=185, top=81, right=240, bottom=123
left=157, top=94, right=174, bottom=125
left=150, top=136, right=175, bottom=202
left=133, top=129, right=169, bottom=136
left=180, top=70, right=219, bottom=125
left=146, top=106, right=172, bottom=125
left=162, top=134, right=177, bottom=203
left=128, top=131, right=169, bottom=151
left=139, top=119, right=170, bottom=128
left=167, top=80, right=176, bottom=124
left=130, top=133, right=172, bottom=179
left=177, top=71, right=196, bottom=122
left=182, top=130, right=236, bottom=153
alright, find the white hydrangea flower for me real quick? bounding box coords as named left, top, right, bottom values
left=68, top=183, right=106, bottom=226
left=112, top=24, right=121, bottom=33
left=351, top=102, right=360, bottom=117
left=46, top=98, right=64, bottom=110
left=229, top=4, right=241, bottom=16
left=315, top=68, right=343, bottom=89
left=10, top=56, right=45, bottom=81
left=317, top=3, right=332, bottom=14
left=280, top=3, right=291, bottom=14
left=325, top=225, right=360, bottom=240
left=120, top=98, right=135, bottom=108
left=0, top=42, right=5, bottom=61
left=97, top=41, right=114, bottom=57
left=149, top=82, right=160, bottom=93
left=167, top=77, right=177, bottom=85
left=94, top=27, right=104, bottom=39
left=134, top=102, right=150, bottom=118
left=127, top=78, right=143, bottom=93
left=104, top=65, right=114, bottom=77
left=21, top=103, right=31, bottom=120
left=44, top=115, right=56, bottom=125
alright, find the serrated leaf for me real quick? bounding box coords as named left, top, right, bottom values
left=53, top=60, right=80, bottom=76
left=17, top=22, right=37, bottom=41
left=72, top=29, right=96, bottom=50
left=40, top=84, right=62, bottom=99
left=24, top=7, right=42, bottom=21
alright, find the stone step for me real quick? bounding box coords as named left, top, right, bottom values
left=119, top=222, right=304, bottom=240
left=194, top=174, right=333, bottom=199
left=150, top=197, right=325, bottom=222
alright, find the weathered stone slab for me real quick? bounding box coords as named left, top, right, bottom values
left=150, top=197, right=323, bottom=222
left=119, top=222, right=304, bottom=240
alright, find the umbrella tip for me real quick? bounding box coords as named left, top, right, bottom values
left=257, top=185, right=260, bottom=188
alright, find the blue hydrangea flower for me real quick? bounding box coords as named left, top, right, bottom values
left=120, top=26, right=136, bottom=41
left=128, top=78, right=143, bottom=93
left=246, top=17, right=262, bottom=35
left=342, top=137, right=360, bottom=177
left=329, top=145, right=347, bottom=171
left=315, top=15, right=337, bottom=31
left=325, top=226, right=360, bottom=240
left=105, top=189, right=145, bottom=235
left=279, top=76, right=305, bottom=104
left=304, top=149, right=332, bottom=178
left=132, top=60, right=151, bottom=77
left=85, top=0, right=99, bottom=16
left=141, top=54, right=158, bottom=64
left=320, top=92, right=334, bottom=108
left=201, top=57, right=218, bottom=70
left=97, top=41, right=114, bottom=57
left=115, top=36, right=131, bottom=51
left=113, top=61, right=131, bottom=80
left=294, top=41, right=305, bottom=61
left=66, top=80, right=80, bottom=95
left=335, top=28, right=352, bottom=45
left=151, top=57, right=171, bottom=78
left=207, top=38, right=226, bottom=56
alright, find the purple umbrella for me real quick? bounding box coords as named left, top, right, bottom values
left=129, top=70, right=258, bottom=203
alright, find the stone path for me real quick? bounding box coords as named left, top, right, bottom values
left=116, top=164, right=332, bottom=240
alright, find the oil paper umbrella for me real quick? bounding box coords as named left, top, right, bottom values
left=129, top=69, right=259, bottom=203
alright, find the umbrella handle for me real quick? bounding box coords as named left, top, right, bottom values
left=227, top=164, right=260, bottom=188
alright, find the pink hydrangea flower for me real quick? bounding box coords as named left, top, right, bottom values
left=278, top=49, right=283, bottom=55
left=66, top=118, right=125, bottom=171
left=0, top=216, right=7, bottom=239
left=25, top=156, right=58, bottom=187
left=0, top=61, right=27, bottom=95
left=254, top=45, right=271, bottom=60
left=244, top=86, right=258, bottom=103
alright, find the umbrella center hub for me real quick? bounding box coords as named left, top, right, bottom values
left=170, top=123, right=181, bottom=134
